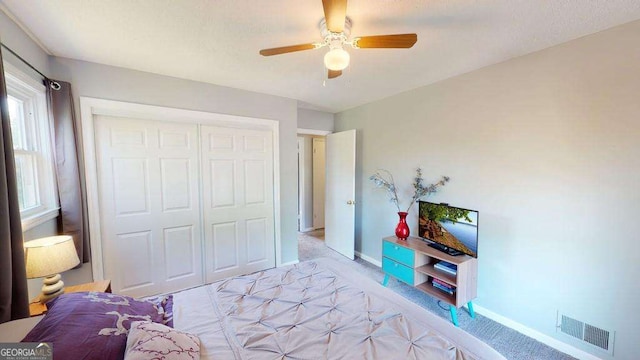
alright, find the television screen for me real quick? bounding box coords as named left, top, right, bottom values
left=418, top=201, right=478, bottom=258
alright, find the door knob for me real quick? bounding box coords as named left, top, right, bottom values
left=346, top=200, right=355, bottom=205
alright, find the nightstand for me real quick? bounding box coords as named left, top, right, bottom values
left=29, top=280, right=112, bottom=316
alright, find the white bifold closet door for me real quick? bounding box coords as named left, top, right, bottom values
left=94, top=116, right=203, bottom=297
left=201, top=125, right=275, bottom=282
left=94, top=115, right=276, bottom=298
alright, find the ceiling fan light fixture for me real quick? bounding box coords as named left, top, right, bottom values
left=257, top=3, right=417, bottom=79
left=324, top=48, right=350, bottom=71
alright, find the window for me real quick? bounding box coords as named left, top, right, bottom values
left=4, top=62, right=58, bottom=230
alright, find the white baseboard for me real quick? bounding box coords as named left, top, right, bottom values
left=355, top=251, right=382, bottom=267
left=471, top=304, right=603, bottom=360
left=279, top=259, right=299, bottom=267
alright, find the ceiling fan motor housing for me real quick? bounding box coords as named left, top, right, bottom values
left=320, top=16, right=352, bottom=46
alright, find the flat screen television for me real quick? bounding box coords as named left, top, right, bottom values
left=418, top=201, right=478, bottom=258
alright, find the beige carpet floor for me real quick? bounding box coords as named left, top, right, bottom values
left=298, top=230, right=577, bottom=360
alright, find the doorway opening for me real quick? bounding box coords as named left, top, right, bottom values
left=297, top=128, right=356, bottom=262
left=297, top=134, right=326, bottom=234
left=297, top=229, right=326, bottom=262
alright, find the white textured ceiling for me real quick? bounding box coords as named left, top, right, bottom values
left=2, top=0, right=640, bottom=113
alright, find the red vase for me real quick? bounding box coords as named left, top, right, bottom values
left=395, top=211, right=410, bottom=240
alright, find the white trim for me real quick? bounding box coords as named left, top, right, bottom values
left=300, top=227, right=316, bottom=233
left=79, top=97, right=283, bottom=279
left=196, top=124, right=206, bottom=282
left=279, top=259, right=299, bottom=267
left=0, top=4, right=53, bottom=55
left=471, top=304, right=603, bottom=360
left=272, top=120, right=282, bottom=267
left=80, top=99, right=102, bottom=280
left=21, top=207, right=59, bottom=231
left=355, top=251, right=382, bottom=267
left=81, top=98, right=278, bottom=130
left=297, top=136, right=306, bottom=232
left=3, top=62, right=46, bottom=91
left=297, top=128, right=332, bottom=136
left=4, top=62, right=59, bottom=230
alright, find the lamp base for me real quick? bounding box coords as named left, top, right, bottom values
left=39, top=274, right=65, bottom=304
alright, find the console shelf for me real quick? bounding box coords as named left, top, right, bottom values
left=381, top=236, right=478, bottom=326
left=415, top=264, right=457, bottom=286
left=415, top=282, right=456, bottom=304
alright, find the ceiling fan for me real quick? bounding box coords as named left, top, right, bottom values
left=259, top=0, right=417, bottom=79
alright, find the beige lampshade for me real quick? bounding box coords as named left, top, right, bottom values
left=24, top=235, right=80, bottom=279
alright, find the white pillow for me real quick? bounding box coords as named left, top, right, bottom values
left=125, top=321, right=200, bottom=360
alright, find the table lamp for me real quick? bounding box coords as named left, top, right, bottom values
left=24, top=235, right=80, bottom=303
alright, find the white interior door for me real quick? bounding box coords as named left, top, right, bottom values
left=325, top=130, right=356, bottom=259
left=312, top=137, right=326, bottom=229
left=94, top=116, right=202, bottom=297
left=201, top=125, right=275, bottom=282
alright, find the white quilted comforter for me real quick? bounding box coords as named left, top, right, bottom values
left=172, top=258, right=505, bottom=360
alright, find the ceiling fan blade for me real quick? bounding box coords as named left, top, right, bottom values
left=328, top=69, right=342, bottom=79
left=354, top=34, right=417, bottom=49
left=259, top=43, right=317, bottom=56
left=322, top=0, right=348, bottom=33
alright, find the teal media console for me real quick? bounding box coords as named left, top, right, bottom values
left=381, top=236, right=478, bottom=326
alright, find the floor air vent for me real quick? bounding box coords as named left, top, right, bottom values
left=557, top=312, right=615, bottom=355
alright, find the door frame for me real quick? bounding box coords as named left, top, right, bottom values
left=297, top=136, right=306, bottom=232
left=296, top=128, right=331, bottom=233
left=297, top=128, right=332, bottom=136
left=81, top=97, right=282, bottom=281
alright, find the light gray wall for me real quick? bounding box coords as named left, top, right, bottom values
left=0, top=11, right=49, bottom=79
left=335, top=20, right=640, bottom=359
left=297, top=108, right=334, bottom=132
left=22, top=219, right=92, bottom=299
left=2, top=10, right=300, bottom=301
left=1, top=12, right=93, bottom=299
left=49, top=57, right=300, bottom=265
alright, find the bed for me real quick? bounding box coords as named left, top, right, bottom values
left=1, top=258, right=505, bottom=360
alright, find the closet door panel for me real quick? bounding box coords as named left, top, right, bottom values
left=210, top=221, right=240, bottom=271
left=202, top=126, right=275, bottom=283
left=95, top=116, right=202, bottom=297
left=209, top=159, right=236, bottom=209
left=115, top=231, right=154, bottom=290
left=163, top=225, right=197, bottom=281
left=160, top=158, right=192, bottom=211
left=246, top=218, right=268, bottom=264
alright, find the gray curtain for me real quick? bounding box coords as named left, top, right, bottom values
left=0, top=48, right=30, bottom=323
left=47, top=80, right=90, bottom=263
